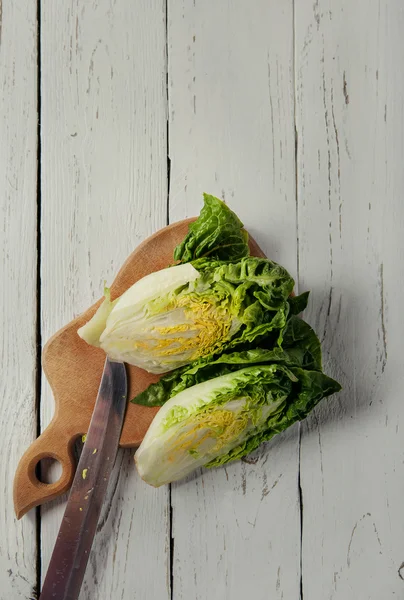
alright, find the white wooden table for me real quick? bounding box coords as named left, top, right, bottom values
left=2, top=1, right=404, bottom=598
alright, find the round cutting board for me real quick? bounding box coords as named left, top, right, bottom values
left=13, top=218, right=265, bottom=518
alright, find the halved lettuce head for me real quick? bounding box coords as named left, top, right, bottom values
left=78, top=257, right=294, bottom=373
left=134, top=363, right=341, bottom=486
left=78, top=194, right=293, bottom=373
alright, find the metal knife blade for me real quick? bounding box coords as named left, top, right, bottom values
left=40, top=357, right=127, bottom=600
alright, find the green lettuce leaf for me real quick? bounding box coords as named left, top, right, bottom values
left=174, top=193, right=249, bottom=263
left=288, top=291, right=310, bottom=315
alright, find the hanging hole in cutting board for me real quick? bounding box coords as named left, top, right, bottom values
left=35, top=457, right=63, bottom=485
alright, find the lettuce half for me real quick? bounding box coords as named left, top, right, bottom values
left=78, top=195, right=293, bottom=373
left=134, top=362, right=341, bottom=486
left=79, top=256, right=294, bottom=374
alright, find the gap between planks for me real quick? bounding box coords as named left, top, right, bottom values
left=35, top=0, right=42, bottom=598
left=292, top=0, right=303, bottom=598
left=166, top=2, right=175, bottom=598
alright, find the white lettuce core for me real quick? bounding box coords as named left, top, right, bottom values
left=78, top=263, right=200, bottom=373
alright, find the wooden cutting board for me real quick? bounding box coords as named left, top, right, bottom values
left=13, top=218, right=265, bottom=518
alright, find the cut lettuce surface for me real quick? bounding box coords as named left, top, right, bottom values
left=134, top=364, right=341, bottom=486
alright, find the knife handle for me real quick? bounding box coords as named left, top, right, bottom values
left=13, top=420, right=80, bottom=519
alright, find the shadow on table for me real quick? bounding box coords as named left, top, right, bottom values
left=299, top=281, right=381, bottom=437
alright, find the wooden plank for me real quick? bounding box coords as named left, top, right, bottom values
left=295, top=1, right=404, bottom=597
left=168, top=2, right=300, bottom=598
left=39, top=1, right=170, bottom=598
left=0, top=1, right=38, bottom=598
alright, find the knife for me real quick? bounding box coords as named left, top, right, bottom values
left=40, top=357, right=127, bottom=600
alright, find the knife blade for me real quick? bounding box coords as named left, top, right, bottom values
left=40, top=357, right=127, bottom=600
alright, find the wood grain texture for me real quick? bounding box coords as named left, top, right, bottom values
left=39, top=1, right=170, bottom=598
left=168, top=1, right=300, bottom=598
left=0, top=1, right=38, bottom=598
left=295, top=1, right=404, bottom=598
